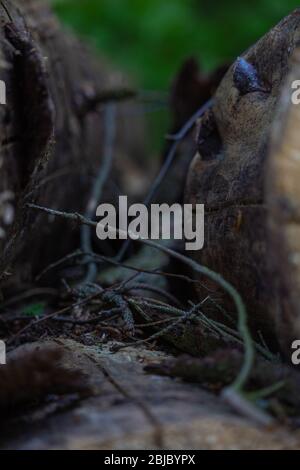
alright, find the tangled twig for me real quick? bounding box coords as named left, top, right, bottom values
left=117, top=99, right=213, bottom=261
left=27, top=203, right=254, bottom=393
left=80, top=103, right=117, bottom=286
left=114, top=300, right=203, bottom=350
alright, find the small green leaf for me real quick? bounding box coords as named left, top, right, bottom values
left=22, top=302, right=46, bottom=317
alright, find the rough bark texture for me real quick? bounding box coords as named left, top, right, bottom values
left=2, top=339, right=300, bottom=450
left=0, top=0, right=145, bottom=284
left=267, top=49, right=300, bottom=356
left=185, top=10, right=300, bottom=352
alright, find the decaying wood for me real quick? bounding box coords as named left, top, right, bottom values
left=2, top=1, right=300, bottom=450
left=267, top=49, right=300, bottom=356
left=145, top=349, right=300, bottom=413
left=0, top=345, right=90, bottom=413
left=1, top=339, right=300, bottom=450
left=185, top=10, right=300, bottom=353
left=0, top=0, right=146, bottom=283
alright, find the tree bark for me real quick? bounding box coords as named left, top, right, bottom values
left=185, top=10, right=300, bottom=354
left=267, top=48, right=300, bottom=356
left=0, top=0, right=142, bottom=284
left=2, top=339, right=300, bottom=450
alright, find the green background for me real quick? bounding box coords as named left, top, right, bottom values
left=53, top=0, right=300, bottom=90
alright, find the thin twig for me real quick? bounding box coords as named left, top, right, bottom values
left=35, top=250, right=82, bottom=281
left=134, top=297, right=273, bottom=361
left=36, top=248, right=212, bottom=293
left=116, top=99, right=213, bottom=261
left=245, top=381, right=286, bottom=401
left=222, top=388, right=275, bottom=428
left=27, top=203, right=254, bottom=392
left=53, top=307, right=121, bottom=325
left=125, top=282, right=182, bottom=308
left=7, top=291, right=102, bottom=346
left=166, top=98, right=213, bottom=141
left=114, top=301, right=202, bottom=350
left=102, top=290, right=134, bottom=332
left=80, top=103, right=117, bottom=285
left=136, top=317, right=179, bottom=328
left=79, top=88, right=137, bottom=115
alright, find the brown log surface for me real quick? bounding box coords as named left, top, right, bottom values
left=2, top=339, right=300, bottom=450
left=0, top=0, right=145, bottom=282
left=185, top=10, right=300, bottom=352
left=267, top=49, right=300, bottom=355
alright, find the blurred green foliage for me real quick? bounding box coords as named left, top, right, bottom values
left=22, top=302, right=46, bottom=317
left=53, top=0, right=300, bottom=90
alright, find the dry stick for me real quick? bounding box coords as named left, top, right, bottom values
left=166, top=98, right=214, bottom=141
left=136, top=317, right=180, bottom=328
left=33, top=250, right=273, bottom=357
left=79, top=88, right=137, bottom=115
left=53, top=307, right=121, bottom=325
left=102, top=290, right=135, bottom=332
left=116, top=141, right=177, bottom=262
left=7, top=291, right=102, bottom=346
left=35, top=250, right=82, bottom=282
left=24, top=166, right=85, bottom=201
left=245, top=381, right=286, bottom=402
left=27, top=204, right=253, bottom=391
left=75, top=279, right=134, bottom=333
left=187, top=300, right=275, bottom=361
left=129, top=298, right=240, bottom=347
left=130, top=297, right=186, bottom=314
left=80, top=103, right=117, bottom=286
left=79, top=88, right=168, bottom=115
left=116, top=98, right=214, bottom=262
left=125, top=283, right=183, bottom=308
left=118, top=299, right=206, bottom=350
left=222, top=388, right=275, bottom=428
left=26, top=194, right=272, bottom=425
left=131, top=299, right=276, bottom=427
left=29, top=204, right=277, bottom=425
left=36, top=249, right=212, bottom=293
left=130, top=296, right=273, bottom=362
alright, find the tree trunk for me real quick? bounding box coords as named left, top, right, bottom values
left=185, top=10, right=300, bottom=354
left=0, top=0, right=143, bottom=284
left=267, top=48, right=300, bottom=356
left=2, top=339, right=300, bottom=450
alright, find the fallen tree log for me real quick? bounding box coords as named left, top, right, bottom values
left=185, top=10, right=300, bottom=355
left=0, top=0, right=146, bottom=284
left=267, top=49, right=300, bottom=356
left=2, top=339, right=300, bottom=450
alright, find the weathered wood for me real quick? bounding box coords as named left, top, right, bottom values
left=185, top=10, right=300, bottom=353
left=1, top=339, right=300, bottom=450
left=267, top=49, right=300, bottom=356
left=0, top=0, right=145, bottom=283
